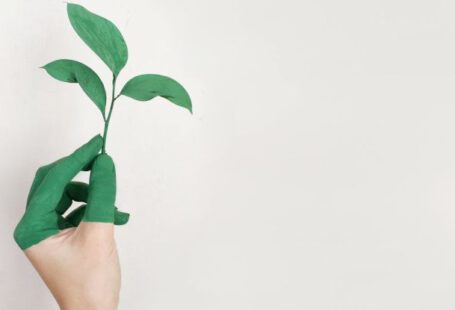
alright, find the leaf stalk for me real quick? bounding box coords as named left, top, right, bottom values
left=102, top=74, right=118, bottom=154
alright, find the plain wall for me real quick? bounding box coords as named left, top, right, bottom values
left=2, top=0, right=455, bottom=309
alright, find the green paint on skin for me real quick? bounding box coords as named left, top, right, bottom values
left=14, top=135, right=129, bottom=250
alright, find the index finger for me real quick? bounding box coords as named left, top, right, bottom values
left=28, top=134, right=103, bottom=210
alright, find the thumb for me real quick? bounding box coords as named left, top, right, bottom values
left=82, top=154, right=116, bottom=223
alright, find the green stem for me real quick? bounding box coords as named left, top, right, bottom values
left=102, top=74, right=118, bottom=154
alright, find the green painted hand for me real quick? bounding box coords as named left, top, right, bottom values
left=14, top=135, right=129, bottom=250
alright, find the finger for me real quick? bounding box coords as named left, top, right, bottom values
left=114, top=209, right=130, bottom=225
left=76, top=154, right=116, bottom=241
left=82, top=158, right=96, bottom=171
left=55, top=181, right=88, bottom=229
left=27, top=135, right=103, bottom=213
left=55, top=181, right=89, bottom=216
left=65, top=204, right=86, bottom=227
left=82, top=154, right=116, bottom=223
left=65, top=181, right=89, bottom=201
left=66, top=205, right=129, bottom=227
left=26, top=156, right=95, bottom=207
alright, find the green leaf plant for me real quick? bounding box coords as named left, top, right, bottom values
left=42, top=3, right=192, bottom=154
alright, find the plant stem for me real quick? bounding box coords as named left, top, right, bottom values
left=102, top=74, right=118, bottom=154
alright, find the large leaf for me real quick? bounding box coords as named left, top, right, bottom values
left=120, top=74, right=192, bottom=113
left=42, top=59, right=106, bottom=115
left=67, top=3, right=128, bottom=76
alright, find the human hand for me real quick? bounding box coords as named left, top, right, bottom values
left=14, top=135, right=128, bottom=309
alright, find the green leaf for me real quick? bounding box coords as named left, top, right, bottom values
left=42, top=59, right=106, bottom=116
left=120, top=74, right=192, bottom=113
left=67, top=3, right=128, bottom=76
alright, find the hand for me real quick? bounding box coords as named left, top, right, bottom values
left=14, top=135, right=129, bottom=309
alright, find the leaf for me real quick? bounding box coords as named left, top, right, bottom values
left=42, top=59, right=106, bottom=115
left=67, top=3, right=128, bottom=76
left=120, top=74, right=192, bottom=113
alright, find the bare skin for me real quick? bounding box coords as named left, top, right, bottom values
left=24, top=222, right=120, bottom=310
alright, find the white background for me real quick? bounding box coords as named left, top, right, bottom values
left=2, top=0, right=455, bottom=309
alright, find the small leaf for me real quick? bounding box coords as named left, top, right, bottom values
left=120, top=74, right=192, bottom=113
left=42, top=59, right=106, bottom=115
left=67, top=3, right=128, bottom=76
